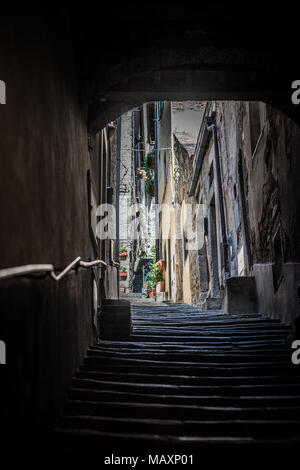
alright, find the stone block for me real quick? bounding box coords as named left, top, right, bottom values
left=156, top=292, right=164, bottom=302
left=203, top=297, right=223, bottom=310
left=224, top=276, right=258, bottom=314
left=100, top=299, right=131, bottom=339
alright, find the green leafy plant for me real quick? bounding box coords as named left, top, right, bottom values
left=119, top=265, right=127, bottom=272
left=154, top=260, right=165, bottom=282
left=137, top=249, right=147, bottom=258
left=119, top=246, right=128, bottom=257
left=145, top=177, right=154, bottom=195
left=137, top=156, right=154, bottom=195
left=145, top=152, right=155, bottom=170
left=145, top=261, right=156, bottom=288
left=145, top=258, right=164, bottom=287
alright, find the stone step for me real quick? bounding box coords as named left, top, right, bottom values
left=131, top=332, right=287, bottom=342
left=89, top=345, right=288, bottom=354
left=58, top=415, right=300, bottom=438
left=75, top=370, right=300, bottom=386
left=54, top=303, right=299, bottom=451
left=72, top=378, right=300, bottom=396
left=83, top=354, right=291, bottom=365
left=54, top=427, right=300, bottom=449
left=68, top=387, right=300, bottom=407
left=80, top=363, right=299, bottom=376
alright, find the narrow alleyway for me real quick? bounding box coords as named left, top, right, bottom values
left=53, top=298, right=300, bottom=454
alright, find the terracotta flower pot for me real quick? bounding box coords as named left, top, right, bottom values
left=119, top=272, right=127, bottom=279
left=149, top=288, right=156, bottom=298
left=119, top=254, right=127, bottom=260
left=157, top=281, right=165, bottom=293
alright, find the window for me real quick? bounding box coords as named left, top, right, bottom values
left=148, top=102, right=155, bottom=143
left=183, top=234, right=189, bottom=261
left=157, top=101, right=164, bottom=121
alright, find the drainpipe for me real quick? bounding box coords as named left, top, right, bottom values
left=154, top=102, right=159, bottom=262
left=115, top=117, right=121, bottom=298
left=207, top=119, right=230, bottom=279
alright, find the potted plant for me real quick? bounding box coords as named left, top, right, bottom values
left=146, top=261, right=157, bottom=297
left=150, top=245, right=156, bottom=257
left=119, top=247, right=128, bottom=260
left=137, top=161, right=154, bottom=197
left=154, top=259, right=165, bottom=292
left=136, top=168, right=146, bottom=179
left=119, top=265, right=127, bottom=279
left=146, top=152, right=155, bottom=170
left=145, top=176, right=154, bottom=196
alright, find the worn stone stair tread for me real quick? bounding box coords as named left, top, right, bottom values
left=59, top=415, right=300, bottom=426
left=93, top=342, right=287, bottom=350
left=72, top=379, right=300, bottom=395
left=68, top=388, right=300, bottom=407
left=86, top=350, right=290, bottom=359
left=87, top=341, right=287, bottom=355
left=84, top=356, right=291, bottom=367
left=54, top=304, right=298, bottom=449
left=65, top=399, right=300, bottom=410
left=58, top=415, right=300, bottom=437
left=54, top=427, right=300, bottom=446
left=64, top=405, right=300, bottom=421
left=80, top=364, right=299, bottom=378
left=75, top=371, right=300, bottom=385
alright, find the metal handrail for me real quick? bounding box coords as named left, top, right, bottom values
left=0, top=257, right=108, bottom=282
left=111, top=260, right=120, bottom=267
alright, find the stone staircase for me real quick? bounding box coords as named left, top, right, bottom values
left=53, top=303, right=300, bottom=456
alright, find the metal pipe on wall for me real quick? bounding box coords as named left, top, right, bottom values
left=154, top=102, right=159, bottom=262
left=207, top=120, right=230, bottom=279
left=115, top=117, right=121, bottom=262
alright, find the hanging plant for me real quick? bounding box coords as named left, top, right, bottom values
left=145, top=177, right=154, bottom=196
left=136, top=168, right=146, bottom=179
left=137, top=162, right=154, bottom=196
left=154, top=260, right=164, bottom=282
left=146, top=259, right=164, bottom=287
left=145, top=152, right=155, bottom=170
left=119, top=247, right=128, bottom=259
left=119, top=265, right=127, bottom=279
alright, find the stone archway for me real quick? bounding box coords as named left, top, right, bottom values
left=84, top=44, right=300, bottom=133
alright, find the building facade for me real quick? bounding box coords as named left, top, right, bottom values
left=155, top=100, right=300, bottom=325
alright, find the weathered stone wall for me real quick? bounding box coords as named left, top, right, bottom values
left=181, top=100, right=300, bottom=323
left=0, top=9, right=96, bottom=443
left=215, top=101, right=300, bottom=324
left=241, top=103, right=300, bottom=324
left=173, top=130, right=201, bottom=305
left=119, top=112, right=134, bottom=291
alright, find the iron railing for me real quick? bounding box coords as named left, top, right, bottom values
left=0, top=256, right=119, bottom=282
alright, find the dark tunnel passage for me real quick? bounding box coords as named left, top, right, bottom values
left=0, top=4, right=300, bottom=461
